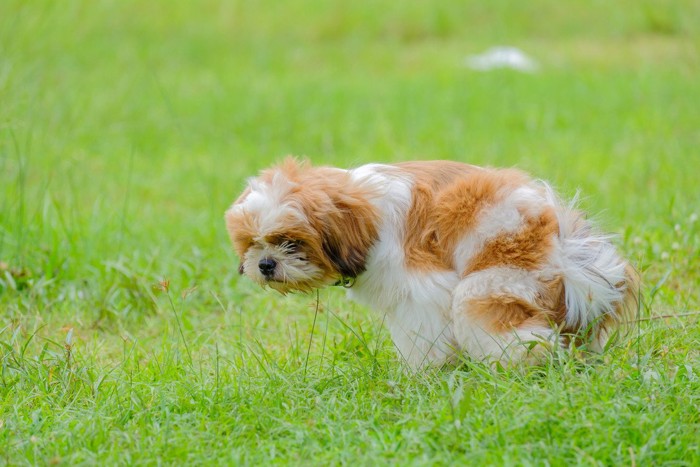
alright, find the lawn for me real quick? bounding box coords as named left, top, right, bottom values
left=1, top=0, right=699, bottom=464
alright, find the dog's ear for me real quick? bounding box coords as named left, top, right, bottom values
left=322, top=227, right=369, bottom=278
left=225, top=186, right=254, bottom=258
left=320, top=190, right=379, bottom=278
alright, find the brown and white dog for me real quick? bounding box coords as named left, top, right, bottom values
left=225, top=158, right=637, bottom=368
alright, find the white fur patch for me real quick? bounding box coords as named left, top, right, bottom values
left=234, top=173, right=307, bottom=237
left=346, top=164, right=460, bottom=367
left=452, top=267, right=542, bottom=305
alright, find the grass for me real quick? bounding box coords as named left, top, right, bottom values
left=1, top=0, right=699, bottom=464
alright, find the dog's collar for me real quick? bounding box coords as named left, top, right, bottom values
left=333, top=276, right=356, bottom=288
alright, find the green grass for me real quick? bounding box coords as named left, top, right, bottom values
left=1, top=0, right=699, bottom=464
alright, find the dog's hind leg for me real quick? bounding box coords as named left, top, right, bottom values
left=451, top=267, right=562, bottom=366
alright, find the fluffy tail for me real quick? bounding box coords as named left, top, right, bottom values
left=544, top=185, right=638, bottom=347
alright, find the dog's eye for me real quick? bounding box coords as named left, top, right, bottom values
left=282, top=240, right=303, bottom=253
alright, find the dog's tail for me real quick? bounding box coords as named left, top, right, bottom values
left=544, top=185, right=639, bottom=348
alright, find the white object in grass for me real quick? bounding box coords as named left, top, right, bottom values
left=465, top=46, right=539, bottom=72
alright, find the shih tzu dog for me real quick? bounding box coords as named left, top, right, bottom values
left=225, top=158, right=637, bottom=368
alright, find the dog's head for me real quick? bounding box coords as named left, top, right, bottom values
left=225, top=158, right=379, bottom=293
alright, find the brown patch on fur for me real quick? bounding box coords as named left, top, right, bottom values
left=464, top=207, right=559, bottom=275
left=399, top=162, right=481, bottom=271
left=396, top=162, right=531, bottom=271
left=536, top=276, right=568, bottom=328
left=394, top=160, right=480, bottom=190
left=224, top=200, right=256, bottom=257
left=258, top=156, right=307, bottom=183
left=467, top=294, right=549, bottom=333
left=402, top=181, right=448, bottom=271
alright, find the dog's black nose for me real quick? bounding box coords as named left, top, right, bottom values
left=258, top=258, right=277, bottom=277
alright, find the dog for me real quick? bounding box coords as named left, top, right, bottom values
left=225, top=158, right=637, bottom=368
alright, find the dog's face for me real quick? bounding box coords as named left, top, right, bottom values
left=225, top=158, right=378, bottom=294
left=227, top=213, right=330, bottom=293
